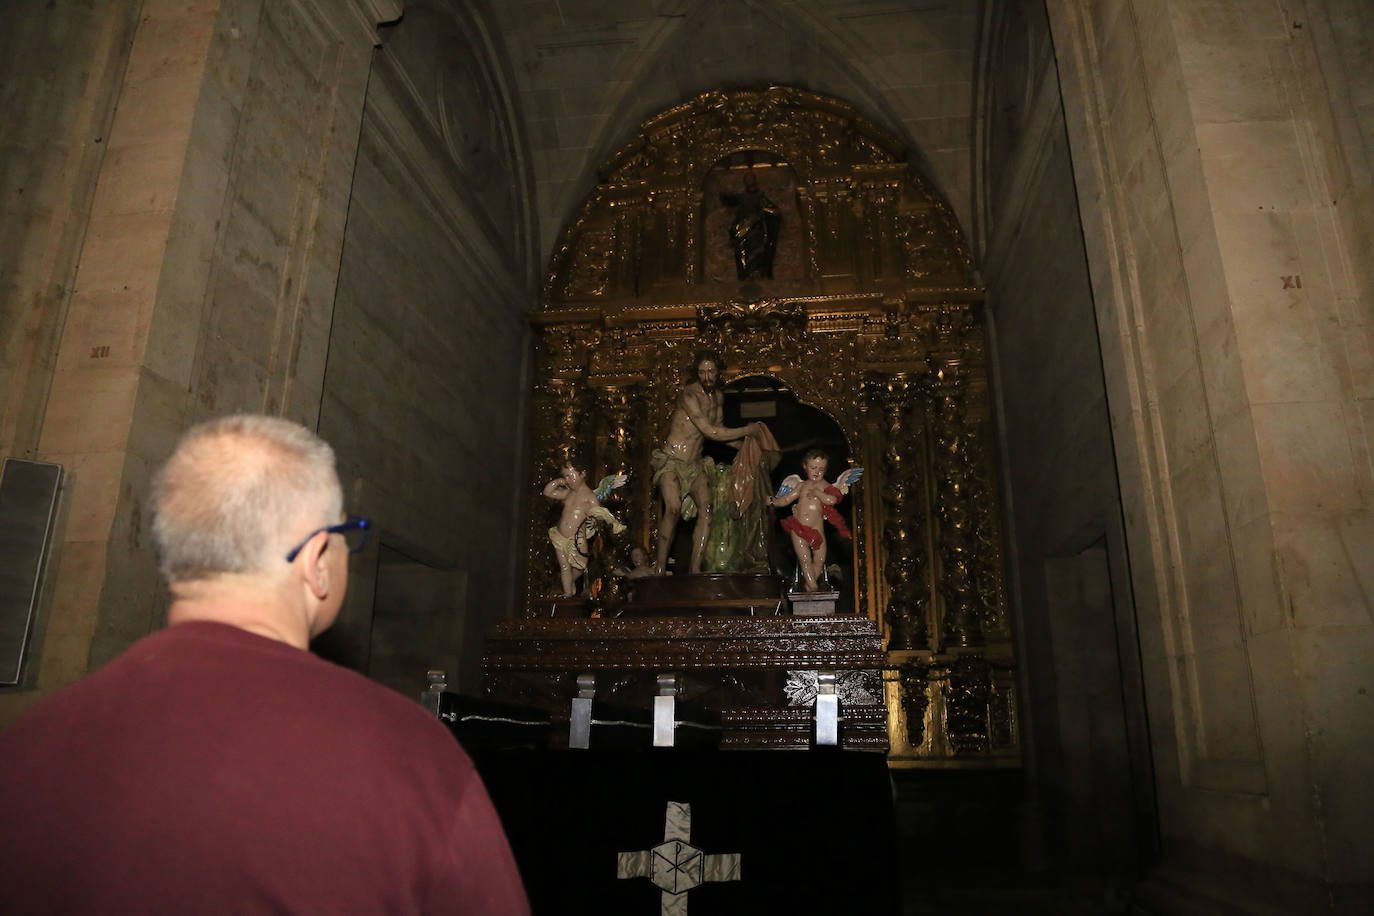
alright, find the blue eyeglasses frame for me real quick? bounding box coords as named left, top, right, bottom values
left=284, top=515, right=371, bottom=563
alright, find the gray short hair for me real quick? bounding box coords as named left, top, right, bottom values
left=152, top=415, right=343, bottom=583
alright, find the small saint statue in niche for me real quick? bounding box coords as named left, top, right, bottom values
left=542, top=459, right=627, bottom=597
left=620, top=546, right=656, bottom=580
left=768, top=450, right=863, bottom=592
left=720, top=170, right=781, bottom=280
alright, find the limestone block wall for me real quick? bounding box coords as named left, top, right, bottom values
left=318, top=8, right=534, bottom=694
left=0, top=0, right=389, bottom=724
left=0, top=2, right=142, bottom=463
left=981, top=0, right=1152, bottom=884
left=1047, top=0, right=1373, bottom=908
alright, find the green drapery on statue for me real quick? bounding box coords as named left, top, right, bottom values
left=702, top=432, right=780, bottom=574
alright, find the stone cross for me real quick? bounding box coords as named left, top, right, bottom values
left=616, top=801, right=741, bottom=915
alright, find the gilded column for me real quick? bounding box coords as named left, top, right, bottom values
left=931, top=359, right=985, bottom=647
left=868, top=371, right=928, bottom=651
left=967, top=401, right=1010, bottom=639
left=591, top=380, right=643, bottom=573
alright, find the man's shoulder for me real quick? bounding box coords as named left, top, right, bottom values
left=9, top=623, right=443, bottom=739
left=680, top=382, right=709, bottom=407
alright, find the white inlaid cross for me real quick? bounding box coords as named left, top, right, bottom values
left=616, top=801, right=741, bottom=915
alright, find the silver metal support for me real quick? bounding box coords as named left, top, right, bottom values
left=570, top=673, right=597, bottom=749
left=421, top=669, right=447, bottom=718
left=653, top=673, right=679, bottom=747
left=815, top=670, right=838, bottom=746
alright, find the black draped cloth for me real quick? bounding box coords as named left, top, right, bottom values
left=468, top=748, right=899, bottom=914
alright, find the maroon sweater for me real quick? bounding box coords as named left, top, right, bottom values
left=0, top=621, right=529, bottom=914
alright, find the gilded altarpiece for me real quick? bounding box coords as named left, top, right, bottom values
left=526, top=88, right=1018, bottom=767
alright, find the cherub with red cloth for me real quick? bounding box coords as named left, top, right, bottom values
left=767, top=449, right=863, bottom=592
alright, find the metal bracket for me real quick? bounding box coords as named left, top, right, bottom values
left=422, top=669, right=447, bottom=719
left=570, top=672, right=596, bottom=749
left=653, top=673, right=679, bottom=747
left=815, top=670, right=838, bottom=746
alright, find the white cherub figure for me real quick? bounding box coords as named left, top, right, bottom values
left=542, top=460, right=628, bottom=597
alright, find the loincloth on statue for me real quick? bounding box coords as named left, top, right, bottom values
left=650, top=449, right=712, bottom=520
left=782, top=505, right=852, bottom=550
left=781, top=516, right=823, bottom=550
left=549, top=506, right=626, bottom=572
left=548, top=526, right=588, bottom=572
left=823, top=504, right=852, bottom=540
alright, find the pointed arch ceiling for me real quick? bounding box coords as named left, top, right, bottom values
left=489, top=0, right=983, bottom=266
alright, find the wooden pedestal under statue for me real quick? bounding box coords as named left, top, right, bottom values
left=482, top=578, right=887, bottom=753
left=614, top=572, right=785, bottom=617
left=788, top=589, right=839, bottom=616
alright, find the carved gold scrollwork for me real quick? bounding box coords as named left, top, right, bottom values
left=564, top=229, right=612, bottom=298
left=898, top=659, right=931, bottom=749
left=944, top=654, right=991, bottom=755
left=989, top=661, right=1018, bottom=751
left=698, top=298, right=806, bottom=357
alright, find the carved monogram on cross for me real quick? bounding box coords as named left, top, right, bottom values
left=617, top=801, right=740, bottom=915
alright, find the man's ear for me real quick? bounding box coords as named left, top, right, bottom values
left=298, top=532, right=332, bottom=600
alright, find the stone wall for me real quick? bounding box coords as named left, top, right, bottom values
left=0, top=1, right=141, bottom=464
left=317, top=4, right=534, bottom=693
left=1046, top=0, right=1373, bottom=909
left=0, top=0, right=389, bottom=724
left=981, top=0, right=1151, bottom=888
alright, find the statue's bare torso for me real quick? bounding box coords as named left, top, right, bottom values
left=663, top=381, right=723, bottom=462
left=653, top=357, right=760, bottom=573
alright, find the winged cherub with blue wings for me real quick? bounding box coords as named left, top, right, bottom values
left=767, top=449, right=863, bottom=593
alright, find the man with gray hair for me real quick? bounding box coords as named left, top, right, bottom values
left=0, top=415, right=529, bottom=913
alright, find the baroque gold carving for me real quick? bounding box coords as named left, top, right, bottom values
left=543, top=87, right=972, bottom=305
left=527, top=88, right=1014, bottom=766
left=945, top=654, right=992, bottom=755
left=898, top=659, right=932, bottom=749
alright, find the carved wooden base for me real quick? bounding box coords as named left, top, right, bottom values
left=482, top=615, right=888, bottom=753
left=614, top=572, right=785, bottom=617
left=719, top=704, right=888, bottom=750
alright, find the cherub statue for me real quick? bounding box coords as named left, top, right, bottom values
left=542, top=460, right=628, bottom=597
left=767, top=449, right=863, bottom=593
